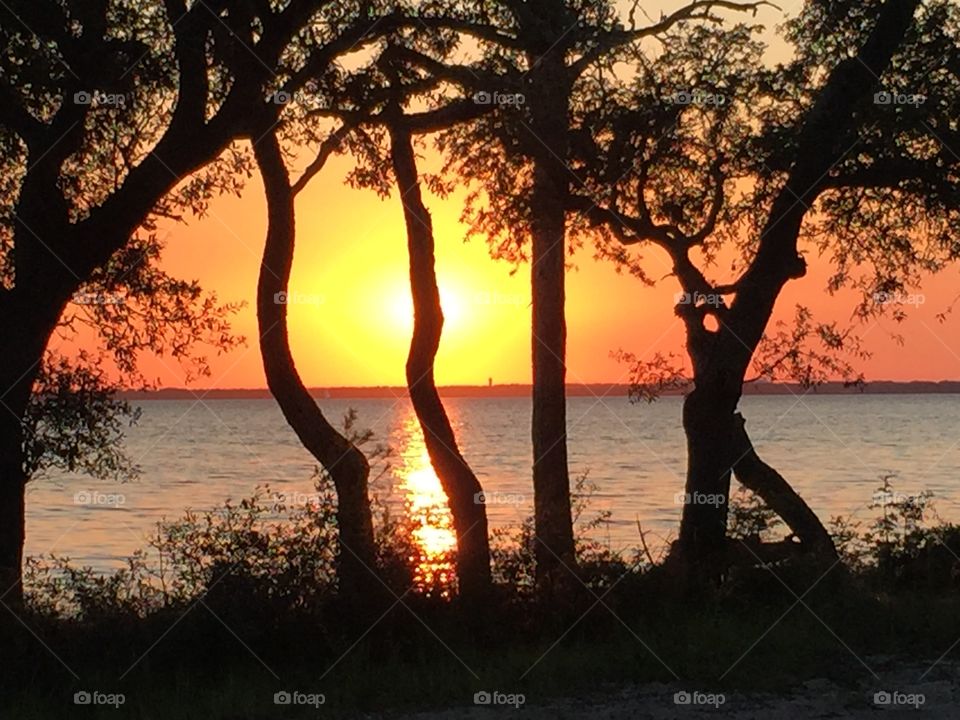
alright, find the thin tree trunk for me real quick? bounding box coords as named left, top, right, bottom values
left=527, top=51, right=577, bottom=595
left=731, top=413, right=837, bottom=559
left=253, top=132, right=377, bottom=598
left=388, top=122, right=492, bottom=602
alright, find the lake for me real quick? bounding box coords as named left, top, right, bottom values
left=24, top=394, right=960, bottom=573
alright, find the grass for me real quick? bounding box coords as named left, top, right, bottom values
left=5, top=477, right=960, bottom=718
left=5, top=571, right=960, bottom=718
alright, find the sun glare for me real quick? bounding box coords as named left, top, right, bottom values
left=387, top=284, right=464, bottom=336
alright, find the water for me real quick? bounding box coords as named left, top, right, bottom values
left=24, top=394, right=960, bottom=572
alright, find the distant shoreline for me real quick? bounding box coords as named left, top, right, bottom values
left=119, top=380, right=960, bottom=400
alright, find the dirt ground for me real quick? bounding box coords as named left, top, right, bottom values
left=388, top=659, right=959, bottom=719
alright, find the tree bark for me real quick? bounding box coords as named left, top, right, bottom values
left=527, top=48, right=577, bottom=595
left=253, top=132, right=377, bottom=598
left=388, top=122, right=492, bottom=602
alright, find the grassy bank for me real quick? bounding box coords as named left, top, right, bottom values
left=4, top=478, right=959, bottom=719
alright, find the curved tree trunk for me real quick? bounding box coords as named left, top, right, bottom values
left=253, top=131, right=377, bottom=598
left=388, top=122, right=491, bottom=602
left=731, top=413, right=837, bottom=559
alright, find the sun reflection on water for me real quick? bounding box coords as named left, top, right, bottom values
left=396, top=414, right=457, bottom=595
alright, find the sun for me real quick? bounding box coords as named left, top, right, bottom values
left=387, top=283, right=464, bottom=335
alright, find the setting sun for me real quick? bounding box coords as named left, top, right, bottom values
left=7, top=2, right=960, bottom=717
left=386, top=282, right=465, bottom=338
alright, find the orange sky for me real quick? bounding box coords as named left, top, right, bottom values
left=76, top=1, right=960, bottom=389
left=131, top=144, right=960, bottom=390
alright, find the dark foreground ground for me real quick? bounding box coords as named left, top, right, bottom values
left=395, top=659, right=957, bottom=719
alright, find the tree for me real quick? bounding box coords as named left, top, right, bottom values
left=0, top=0, right=421, bottom=600
left=404, top=0, right=769, bottom=596
left=258, top=34, right=498, bottom=600
left=571, top=0, right=960, bottom=583
left=253, top=122, right=381, bottom=598
left=387, top=110, right=493, bottom=602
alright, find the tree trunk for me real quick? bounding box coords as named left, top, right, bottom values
left=527, top=52, right=577, bottom=595
left=388, top=123, right=492, bottom=602
left=674, top=0, right=920, bottom=582
left=675, top=386, right=839, bottom=584
left=253, top=132, right=377, bottom=598
left=0, top=418, right=27, bottom=605
left=0, top=291, right=67, bottom=604
left=675, top=382, right=738, bottom=584
left=731, top=413, right=837, bottom=559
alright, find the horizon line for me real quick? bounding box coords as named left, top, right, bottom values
left=118, top=379, right=960, bottom=398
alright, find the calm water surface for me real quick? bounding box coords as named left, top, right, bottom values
left=24, top=394, right=960, bottom=575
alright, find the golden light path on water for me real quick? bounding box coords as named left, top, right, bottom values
left=396, top=413, right=457, bottom=594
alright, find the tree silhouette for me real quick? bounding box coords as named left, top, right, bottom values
left=573, top=0, right=960, bottom=583
left=253, top=123, right=380, bottom=600
left=0, top=0, right=424, bottom=600
left=387, top=111, right=493, bottom=603
left=405, top=0, right=770, bottom=596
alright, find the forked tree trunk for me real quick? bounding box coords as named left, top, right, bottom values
left=676, top=396, right=838, bottom=582
left=731, top=413, right=837, bottom=559
left=527, top=49, right=577, bottom=595
left=253, top=132, right=377, bottom=598
left=674, top=0, right=920, bottom=580
left=388, top=122, right=492, bottom=602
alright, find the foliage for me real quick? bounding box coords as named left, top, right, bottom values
left=728, top=487, right=783, bottom=544
left=22, top=352, right=141, bottom=481
left=490, top=472, right=638, bottom=596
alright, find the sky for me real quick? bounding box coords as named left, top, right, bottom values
left=137, top=151, right=960, bottom=389
left=82, top=1, right=960, bottom=389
